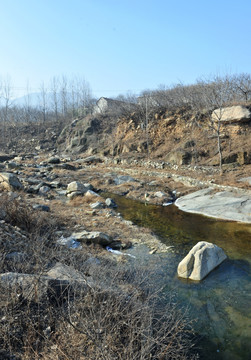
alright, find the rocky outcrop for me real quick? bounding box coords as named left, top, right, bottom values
left=175, top=188, right=251, bottom=223
left=0, top=263, right=92, bottom=303
left=0, top=272, right=70, bottom=302
left=57, top=116, right=101, bottom=154
left=212, top=105, right=251, bottom=124
left=165, top=149, right=192, bottom=165
left=66, top=181, right=88, bottom=198
left=177, top=241, right=227, bottom=280
left=0, top=172, right=23, bottom=191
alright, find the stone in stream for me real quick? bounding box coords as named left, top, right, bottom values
left=177, top=241, right=227, bottom=281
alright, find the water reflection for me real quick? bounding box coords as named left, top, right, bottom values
left=106, top=193, right=251, bottom=260
left=103, top=192, right=251, bottom=360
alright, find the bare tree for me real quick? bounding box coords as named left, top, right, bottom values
left=39, top=81, right=48, bottom=123
left=0, top=75, right=14, bottom=144
left=233, top=73, right=251, bottom=103
left=60, top=75, right=68, bottom=119
left=202, top=76, right=234, bottom=173
left=24, top=80, right=32, bottom=123
left=78, top=76, right=93, bottom=116
left=50, top=76, right=60, bottom=121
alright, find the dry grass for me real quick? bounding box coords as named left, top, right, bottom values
left=0, top=194, right=199, bottom=359
left=0, top=263, right=199, bottom=360
left=0, top=193, right=61, bottom=236
left=69, top=193, right=104, bottom=206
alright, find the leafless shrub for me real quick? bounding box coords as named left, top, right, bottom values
left=0, top=195, right=198, bottom=359
left=0, top=193, right=61, bottom=236
left=0, top=262, right=198, bottom=360
left=69, top=193, right=103, bottom=206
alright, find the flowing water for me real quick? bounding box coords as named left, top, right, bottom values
left=105, top=193, right=251, bottom=360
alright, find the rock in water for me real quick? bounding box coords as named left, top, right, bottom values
left=177, top=241, right=227, bottom=281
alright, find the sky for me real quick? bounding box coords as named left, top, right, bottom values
left=1, top=0, right=251, bottom=98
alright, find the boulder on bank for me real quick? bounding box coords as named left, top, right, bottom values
left=0, top=172, right=23, bottom=191
left=0, top=272, right=69, bottom=302
left=177, top=241, right=227, bottom=281
left=211, top=105, right=251, bottom=124
left=66, top=181, right=88, bottom=198
left=72, top=230, right=112, bottom=246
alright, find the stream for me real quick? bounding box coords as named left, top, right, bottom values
left=105, top=193, right=251, bottom=360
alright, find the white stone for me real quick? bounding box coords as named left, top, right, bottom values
left=212, top=105, right=250, bottom=124
left=66, top=181, right=87, bottom=194
left=177, top=241, right=227, bottom=281
left=154, top=191, right=166, bottom=198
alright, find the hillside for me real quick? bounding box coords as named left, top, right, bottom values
left=54, top=104, right=251, bottom=186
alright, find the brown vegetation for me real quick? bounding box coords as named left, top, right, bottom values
left=0, top=196, right=198, bottom=360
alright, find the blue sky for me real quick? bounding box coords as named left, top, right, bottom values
left=1, top=0, right=251, bottom=98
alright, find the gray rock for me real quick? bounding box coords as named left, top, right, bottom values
left=66, top=181, right=88, bottom=195
left=0, top=272, right=69, bottom=302
left=0, top=172, right=23, bottom=191
left=26, top=177, right=42, bottom=185
left=177, top=241, right=227, bottom=280
left=90, top=201, right=105, bottom=209
left=72, top=230, right=112, bottom=246
left=114, top=175, right=137, bottom=185
left=67, top=191, right=83, bottom=199
left=0, top=154, right=15, bottom=162
left=154, top=191, right=166, bottom=198
left=85, top=189, right=100, bottom=197
left=6, top=162, right=20, bottom=170
left=56, top=163, right=76, bottom=171
left=57, top=235, right=82, bottom=249
left=105, top=198, right=117, bottom=208
left=50, top=181, right=62, bottom=188
left=32, top=204, right=50, bottom=212
left=47, top=156, right=60, bottom=164
left=175, top=188, right=251, bottom=223
left=83, top=183, right=94, bottom=191
left=39, top=186, right=51, bottom=195
left=46, top=263, right=87, bottom=283
left=58, top=117, right=102, bottom=154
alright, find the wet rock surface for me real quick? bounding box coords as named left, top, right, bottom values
left=175, top=188, right=251, bottom=223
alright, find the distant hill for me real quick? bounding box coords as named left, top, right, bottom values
left=13, top=92, right=57, bottom=109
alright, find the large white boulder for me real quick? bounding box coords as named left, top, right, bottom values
left=177, top=241, right=227, bottom=281
left=66, top=181, right=88, bottom=198
left=211, top=105, right=250, bottom=124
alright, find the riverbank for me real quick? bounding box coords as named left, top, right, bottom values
left=1, top=154, right=250, bottom=359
